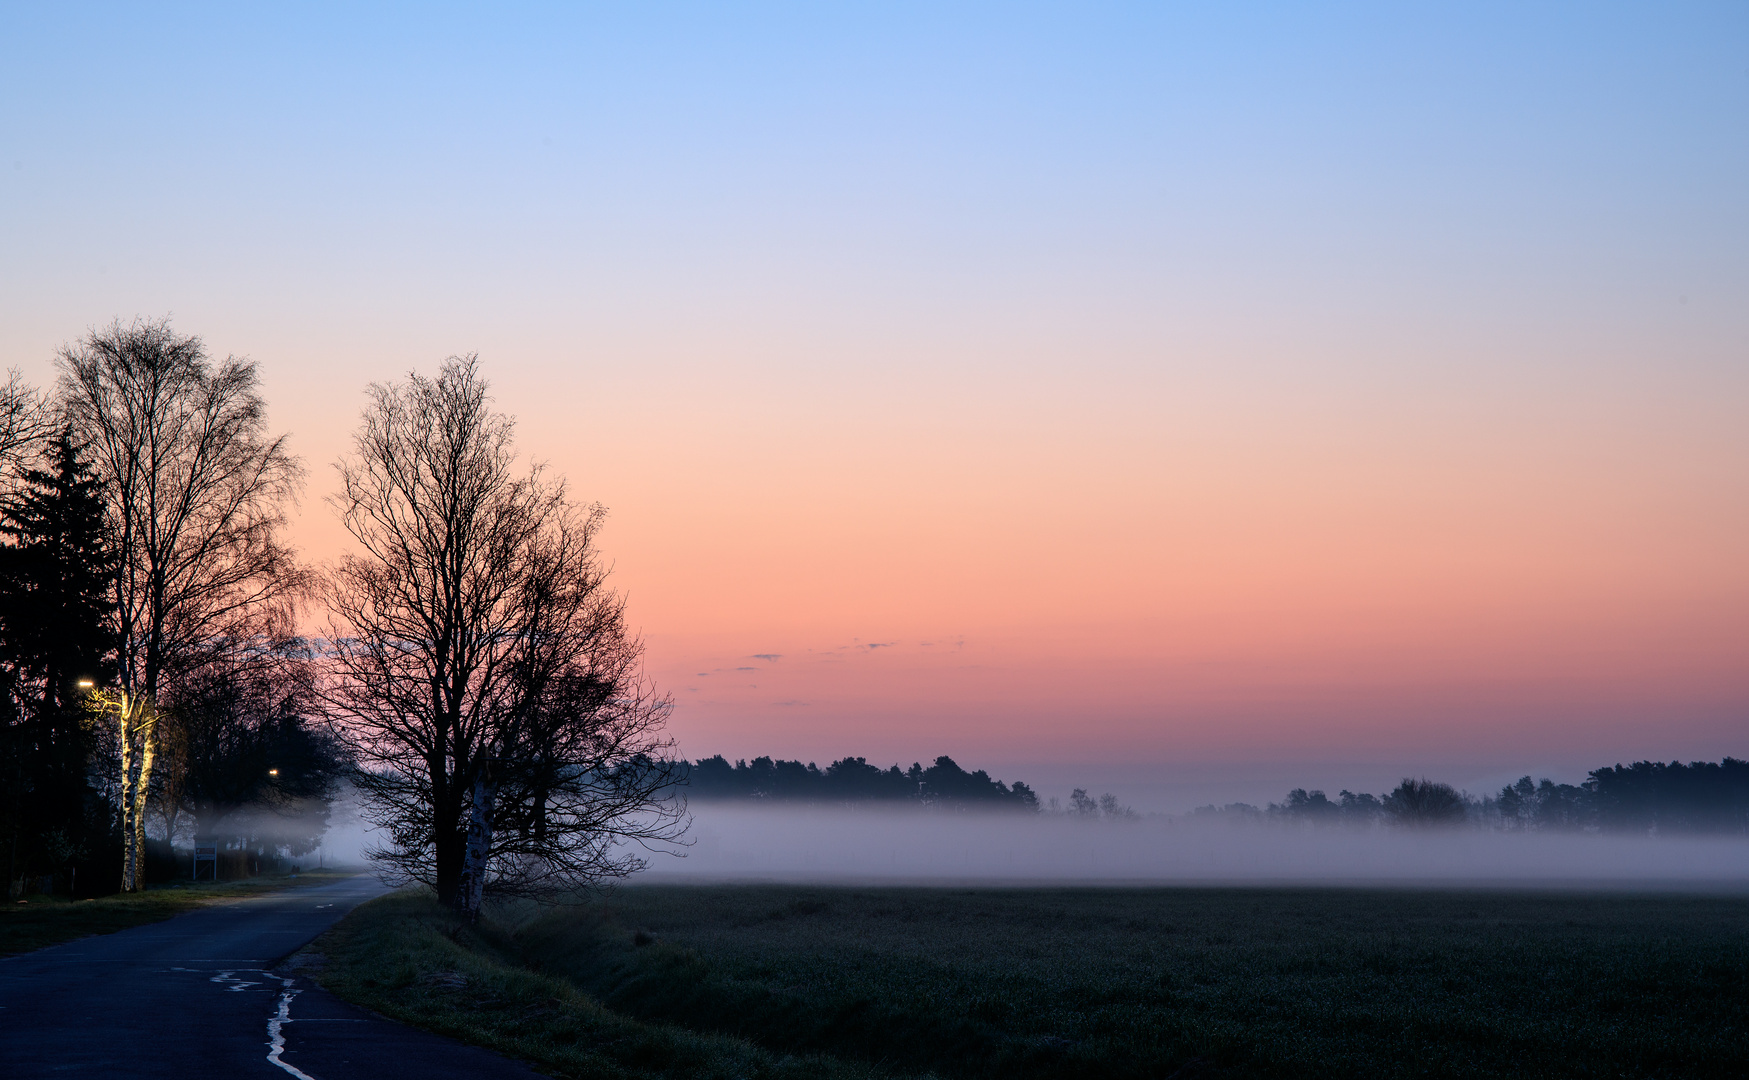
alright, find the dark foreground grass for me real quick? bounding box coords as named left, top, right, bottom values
left=303, top=891, right=896, bottom=1080
left=314, top=885, right=1749, bottom=1080
left=0, top=869, right=359, bottom=956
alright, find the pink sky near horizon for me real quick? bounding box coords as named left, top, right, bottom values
left=227, top=313, right=1748, bottom=775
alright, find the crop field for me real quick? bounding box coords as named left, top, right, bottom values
left=313, top=883, right=1749, bottom=1079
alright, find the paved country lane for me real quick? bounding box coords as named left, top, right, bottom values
left=0, top=875, right=542, bottom=1079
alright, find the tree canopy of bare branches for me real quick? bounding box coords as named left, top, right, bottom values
left=324, top=355, right=682, bottom=915
left=0, top=369, right=52, bottom=478
left=57, top=317, right=305, bottom=889
left=158, top=631, right=345, bottom=850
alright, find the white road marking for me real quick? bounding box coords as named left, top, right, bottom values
left=267, top=974, right=320, bottom=1080
left=210, top=970, right=262, bottom=992
left=204, top=966, right=326, bottom=1078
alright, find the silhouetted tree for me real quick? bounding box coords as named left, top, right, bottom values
left=1497, top=776, right=1537, bottom=830
left=683, top=753, right=1037, bottom=808
left=59, top=318, right=303, bottom=889
left=1338, top=789, right=1383, bottom=824
left=158, top=633, right=344, bottom=853
left=1275, top=788, right=1341, bottom=824
left=0, top=368, right=52, bottom=487
left=1383, top=777, right=1467, bottom=826
left=0, top=427, right=117, bottom=712
left=0, top=427, right=116, bottom=895
left=1587, top=759, right=1749, bottom=834
left=1098, top=793, right=1139, bottom=820
left=324, top=356, right=681, bottom=918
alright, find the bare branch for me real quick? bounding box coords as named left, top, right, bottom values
left=322, top=356, right=683, bottom=912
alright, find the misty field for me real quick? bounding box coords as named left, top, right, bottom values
left=313, top=883, right=1749, bottom=1079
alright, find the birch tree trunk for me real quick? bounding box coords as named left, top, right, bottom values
left=459, top=772, right=496, bottom=922
left=118, top=709, right=137, bottom=892
left=131, top=726, right=155, bottom=891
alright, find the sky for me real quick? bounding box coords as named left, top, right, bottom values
left=2, top=3, right=1745, bottom=806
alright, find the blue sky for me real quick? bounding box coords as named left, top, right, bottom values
left=2, top=4, right=1746, bottom=793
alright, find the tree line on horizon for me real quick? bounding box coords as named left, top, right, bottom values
left=682, top=754, right=1041, bottom=808
left=1195, top=757, right=1749, bottom=833
left=1, top=319, right=679, bottom=916
left=681, top=753, right=1747, bottom=834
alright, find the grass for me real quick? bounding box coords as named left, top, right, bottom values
left=302, top=891, right=896, bottom=1080
left=0, top=868, right=359, bottom=956
left=310, top=884, right=1749, bottom=1080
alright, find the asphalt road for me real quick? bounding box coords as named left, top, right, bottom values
left=0, top=876, right=543, bottom=1079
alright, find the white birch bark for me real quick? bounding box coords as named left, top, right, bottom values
left=459, top=773, right=495, bottom=922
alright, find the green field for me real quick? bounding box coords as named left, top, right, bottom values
left=309, top=883, right=1749, bottom=1079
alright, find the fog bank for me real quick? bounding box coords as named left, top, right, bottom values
left=640, top=805, right=1749, bottom=889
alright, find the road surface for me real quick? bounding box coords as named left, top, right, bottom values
left=0, top=875, right=542, bottom=1078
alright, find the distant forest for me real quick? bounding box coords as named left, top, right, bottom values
left=682, top=755, right=1039, bottom=809
left=1196, top=757, right=1749, bottom=834
left=683, top=755, right=1749, bottom=834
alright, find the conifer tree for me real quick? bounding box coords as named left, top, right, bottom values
left=0, top=426, right=116, bottom=895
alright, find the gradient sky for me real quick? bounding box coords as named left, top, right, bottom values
left=3, top=4, right=1745, bottom=801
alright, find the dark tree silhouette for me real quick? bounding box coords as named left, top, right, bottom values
left=0, top=426, right=117, bottom=711
left=59, top=317, right=303, bottom=889
left=1587, top=759, right=1749, bottom=834
left=1383, top=777, right=1467, bottom=826
left=0, top=427, right=117, bottom=894
left=1339, top=790, right=1383, bottom=824
left=158, top=634, right=344, bottom=853
left=1275, top=788, right=1341, bottom=824
left=682, top=753, right=1037, bottom=809
left=324, top=356, right=681, bottom=917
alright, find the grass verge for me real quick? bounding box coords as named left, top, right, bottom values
left=0, top=869, right=360, bottom=956
left=303, top=891, right=909, bottom=1080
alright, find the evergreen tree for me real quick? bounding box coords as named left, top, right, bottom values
left=0, top=426, right=117, bottom=895
left=0, top=425, right=116, bottom=707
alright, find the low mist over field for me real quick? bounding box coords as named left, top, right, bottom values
left=649, top=805, right=1749, bottom=889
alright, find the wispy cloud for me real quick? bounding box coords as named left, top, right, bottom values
left=752, top=653, right=782, bottom=662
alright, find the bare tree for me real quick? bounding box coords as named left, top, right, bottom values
left=58, top=318, right=304, bottom=890
left=1383, top=777, right=1468, bottom=827
left=324, top=355, right=681, bottom=917
left=0, top=369, right=52, bottom=478
left=157, top=627, right=344, bottom=850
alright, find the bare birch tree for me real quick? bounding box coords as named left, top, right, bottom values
left=324, top=356, right=682, bottom=917
left=58, top=318, right=303, bottom=890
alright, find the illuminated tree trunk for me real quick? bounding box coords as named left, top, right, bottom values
left=131, top=725, right=155, bottom=891
left=117, top=707, right=136, bottom=892
left=104, top=690, right=158, bottom=893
